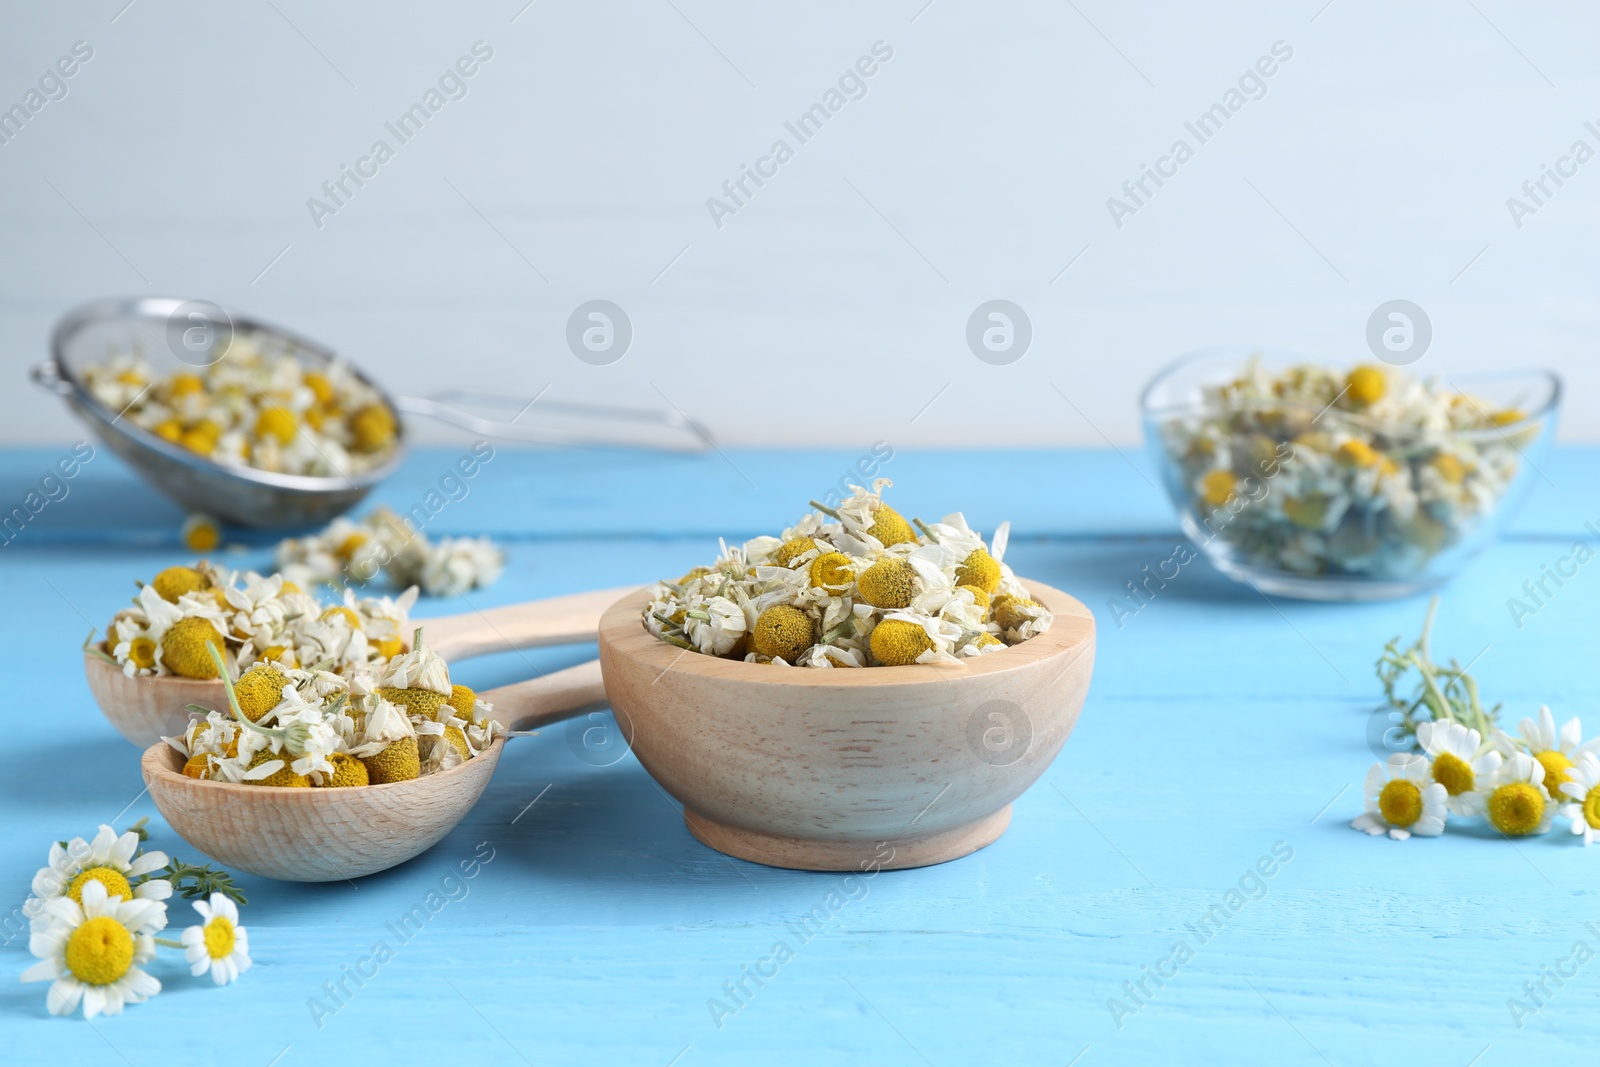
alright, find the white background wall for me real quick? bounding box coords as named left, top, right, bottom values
left=1, top=1, right=1595, bottom=447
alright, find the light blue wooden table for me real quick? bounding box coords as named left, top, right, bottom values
left=3, top=443, right=1595, bottom=1065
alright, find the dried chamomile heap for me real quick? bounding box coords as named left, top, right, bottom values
left=643, top=480, right=1051, bottom=667
left=97, top=559, right=417, bottom=680
left=275, top=506, right=505, bottom=597
left=81, top=333, right=398, bottom=477
left=1160, top=358, right=1534, bottom=578
left=168, top=633, right=501, bottom=787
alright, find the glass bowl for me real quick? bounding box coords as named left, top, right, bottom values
left=1139, top=346, right=1561, bottom=601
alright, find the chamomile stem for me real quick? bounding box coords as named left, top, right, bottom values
left=154, top=937, right=184, bottom=950
left=1410, top=651, right=1459, bottom=726
left=912, top=518, right=941, bottom=543
left=205, top=644, right=279, bottom=741
left=808, top=501, right=842, bottom=521
left=1419, top=596, right=1439, bottom=662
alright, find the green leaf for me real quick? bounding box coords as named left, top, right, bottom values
left=158, top=859, right=248, bottom=907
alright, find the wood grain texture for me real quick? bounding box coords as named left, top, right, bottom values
left=3, top=446, right=1597, bottom=1065
left=599, top=582, right=1095, bottom=870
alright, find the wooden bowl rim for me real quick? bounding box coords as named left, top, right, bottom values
left=600, top=576, right=1095, bottom=688
left=141, top=733, right=506, bottom=797
left=85, top=646, right=229, bottom=694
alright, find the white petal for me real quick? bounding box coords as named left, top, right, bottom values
left=1362, top=763, right=1385, bottom=804
left=46, top=978, right=83, bottom=1017
left=20, top=959, right=59, bottom=983
left=127, top=851, right=169, bottom=877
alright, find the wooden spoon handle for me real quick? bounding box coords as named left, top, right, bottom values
left=479, top=660, right=610, bottom=733
left=422, top=586, right=639, bottom=662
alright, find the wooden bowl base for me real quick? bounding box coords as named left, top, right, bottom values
left=682, top=805, right=1012, bottom=872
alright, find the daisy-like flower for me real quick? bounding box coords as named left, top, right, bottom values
left=1484, top=753, right=1556, bottom=837
left=24, top=826, right=170, bottom=928
left=22, top=880, right=164, bottom=1018
left=1351, top=753, right=1448, bottom=840
left=1559, top=753, right=1600, bottom=846
left=1416, top=720, right=1502, bottom=816
left=180, top=893, right=251, bottom=985
left=1502, top=706, right=1599, bottom=802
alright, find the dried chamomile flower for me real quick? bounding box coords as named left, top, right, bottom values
left=103, top=561, right=414, bottom=683
left=275, top=507, right=504, bottom=598
left=642, top=481, right=1050, bottom=668
left=81, top=336, right=397, bottom=478
left=1159, top=355, right=1535, bottom=580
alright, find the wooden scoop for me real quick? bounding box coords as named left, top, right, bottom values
left=88, top=587, right=633, bottom=747
left=141, top=660, right=609, bottom=881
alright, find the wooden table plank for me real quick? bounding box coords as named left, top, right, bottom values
left=0, top=447, right=1592, bottom=1064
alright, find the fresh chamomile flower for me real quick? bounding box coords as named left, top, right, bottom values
left=1484, top=753, right=1556, bottom=837
left=1559, top=753, right=1600, bottom=846
left=1351, top=754, right=1447, bottom=840
left=180, top=893, right=251, bottom=985
left=25, top=825, right=171, bottom=928
left=22, top=880, right=165, bottom=1018
left=1416, top=720, right=1502, bottom=816
left=1502, top=706, right=1598, bottom=801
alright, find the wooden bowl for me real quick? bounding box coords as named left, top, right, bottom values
left=140, top=662, right=608, bottom=881
left=140, top=735, right=506, bottom=881
left=89, top=586, right=631, bottom=748
left=598, top=579, right=1095, bottom=871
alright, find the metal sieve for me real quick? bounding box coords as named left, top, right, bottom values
left=33, top=296, right=708, bottom=529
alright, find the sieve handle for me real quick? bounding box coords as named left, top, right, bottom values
left=395, top=390, right=713, bottom=452
left=31, top=359, right=74, bottom=396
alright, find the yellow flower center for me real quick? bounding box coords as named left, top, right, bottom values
left=182, top=516, right=221, bottom=552
left=320, top=606, right=364, bottom=630
left=203, top=916, right=236, bottom=960
left=865, top=504, right=917, bottom=548
left=1431, top=752, right=1474, bottom=796
left=1488, top=782, right=1545, bottom=836
left=773, top=537, right=817, bottom=569
left=751, top=605, right=814, bottom=662
left=1334, top=439, right=1381, bottom=469
left=1584, top=787, right=1600, bottom=831
left=808, top=551, right=855, bottom=592
left=128, top=636, right=157, bottom=670
left=304, top=370, right=335, bottom=405
left=954, top=549, right=1001, bottom=594
left=1533, top=750, right=1573, bottom=798
left=869, top=619, right=935, bottom=666
left=1431, top=453, right=1466, bottom=484
left=1199, top=470, right=1236, bottom=507
left=64, top=917, right=136, bottom=987
left=857, top=558, right=918, bottom=610
left=67, top=867, right=132, bottom=904
left=1345, top=365, right=1386, bottom=406
left=334, top=532, right=369, bottom=561
left=254, top=406, right=298, bottom=445
left=1377, top=779, right=1424, bottom=827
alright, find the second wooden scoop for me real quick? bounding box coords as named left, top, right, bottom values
left=142, top=660, right=609, bottom=881
left=87, top=586, right=632, bottom=748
